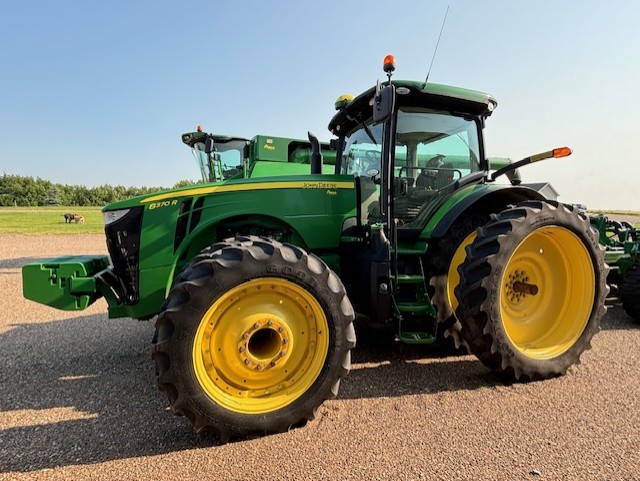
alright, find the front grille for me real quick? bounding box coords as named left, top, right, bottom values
left=173, top=199, right=192, bottom=252
left=189, top=197, right=205, bottom=233
left=105, top=206, right=144, bottom=304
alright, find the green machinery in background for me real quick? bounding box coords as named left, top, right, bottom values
left=22, top=55, right=608, bottom=441
left=590, top=214, right=640, bottom=321
left=180, top=128, right=338, bottom=183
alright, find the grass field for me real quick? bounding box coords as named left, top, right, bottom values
left=0, top=206, right=637, bottom=235
left=0, top=207, right=104, bottom=234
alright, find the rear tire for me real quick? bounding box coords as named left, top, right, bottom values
left=428, top=214, right=488, bottom=353
left=455, top=200, right=608, bottom=381
left=620, top=268, right=640, bottom=322
left=153, top=236, right=356, bottom=440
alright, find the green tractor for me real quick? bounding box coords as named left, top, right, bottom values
left=590, top=214, right=640, bottom=320
left=180, top=128, right=338, bottom=183
left=22, top=56, right=608, bottom=441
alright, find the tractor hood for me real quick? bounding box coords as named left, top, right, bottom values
left=328, top=80, right=497, bottom=136
left=102, top=175, right=355, bottom=212
left=101, top=181, right=231, bottom=212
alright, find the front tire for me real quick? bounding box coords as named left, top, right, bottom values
left=456, top=201, right=608, bottom=381
left=153, top=236, right=356, bottom=440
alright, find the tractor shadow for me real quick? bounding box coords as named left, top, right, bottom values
left=0, top=314, right=212, bottom=473
left=341, top=302, right=640, bottom=401
left=601, top=300, right=640, bottom=331
left=339, top=328, right=499, bottom=400
left=0, top=313, right=497, bottom=473
left=0, top=256, right=46, bottom=270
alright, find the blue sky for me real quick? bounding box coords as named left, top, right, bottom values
left=1, top=1, right=638, bottom=209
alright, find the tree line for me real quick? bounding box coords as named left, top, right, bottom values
left=0, top=174, right=195, bottom=207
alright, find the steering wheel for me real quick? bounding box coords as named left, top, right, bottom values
left=364, top=150, right=379, bottom=166
left=363, top=151, right=381, bottom=182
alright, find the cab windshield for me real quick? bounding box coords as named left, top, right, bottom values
left=192, top=139, right=246, bottom=183
left=394, top=108, right=481, bottom=186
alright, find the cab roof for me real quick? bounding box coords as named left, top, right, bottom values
left=328, top=80, right=497, bottom=136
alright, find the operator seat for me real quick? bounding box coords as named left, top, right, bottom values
left=415, top=154, right=446, bottom=190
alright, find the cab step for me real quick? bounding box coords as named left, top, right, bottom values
left=393, top=274, right=426, bottom=284
left=398, top=331, right=437, bottom=344
left=395, top=301, right=436, bottom=317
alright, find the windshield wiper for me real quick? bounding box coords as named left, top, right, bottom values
left=362, top=123, right=377, bottom=145
left=348, top=114, right=378, bottom=145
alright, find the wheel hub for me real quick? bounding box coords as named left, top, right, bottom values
left=505, top=270, right=538, bottom=304
left=238, top=318, right=292, bottom=371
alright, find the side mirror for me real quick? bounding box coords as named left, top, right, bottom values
left=204, top=137, right=215, bottom=154
left=373, top=82, right=395, bottom=124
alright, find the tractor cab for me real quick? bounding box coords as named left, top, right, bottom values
left=329, top=58, right=496, bottom=234
left=329, top=56, right=535, bottom=341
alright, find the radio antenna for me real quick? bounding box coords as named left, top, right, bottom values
left=424, top=5, right=450, bottom=85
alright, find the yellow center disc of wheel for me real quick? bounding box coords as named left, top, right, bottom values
left=500, top=226, right=595, bottom=359
left=192, top=278, right=329, bottom=414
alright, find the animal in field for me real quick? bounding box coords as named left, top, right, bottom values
left=63, top=213, right=76, bottom=223
left=73, top=215, right=85, bottom=224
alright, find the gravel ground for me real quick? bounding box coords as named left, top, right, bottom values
left=1, top=234, right=639, bottom=481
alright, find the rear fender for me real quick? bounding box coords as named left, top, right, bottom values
left=424, top=186, right=545, bottom=240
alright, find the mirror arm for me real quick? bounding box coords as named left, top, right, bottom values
left=490, top=147, right=572, bottom=181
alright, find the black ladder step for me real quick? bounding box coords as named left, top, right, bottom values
left=395, top=302, right=436, bottom=316
left=392, top=274, right=426, bottom=284
left=393, top=247, right=425, bottom=256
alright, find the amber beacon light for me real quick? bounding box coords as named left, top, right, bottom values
left=383, top=55, right=396, bottom=73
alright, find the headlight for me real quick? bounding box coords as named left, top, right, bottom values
left=103, top=209, right=131, bottom=226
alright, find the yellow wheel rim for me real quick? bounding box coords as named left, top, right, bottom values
left=500, top=226, right=595, bottom=359
left=193, top=278, right=329, bottom=414
left=447, top=231, right=477, bottom=314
